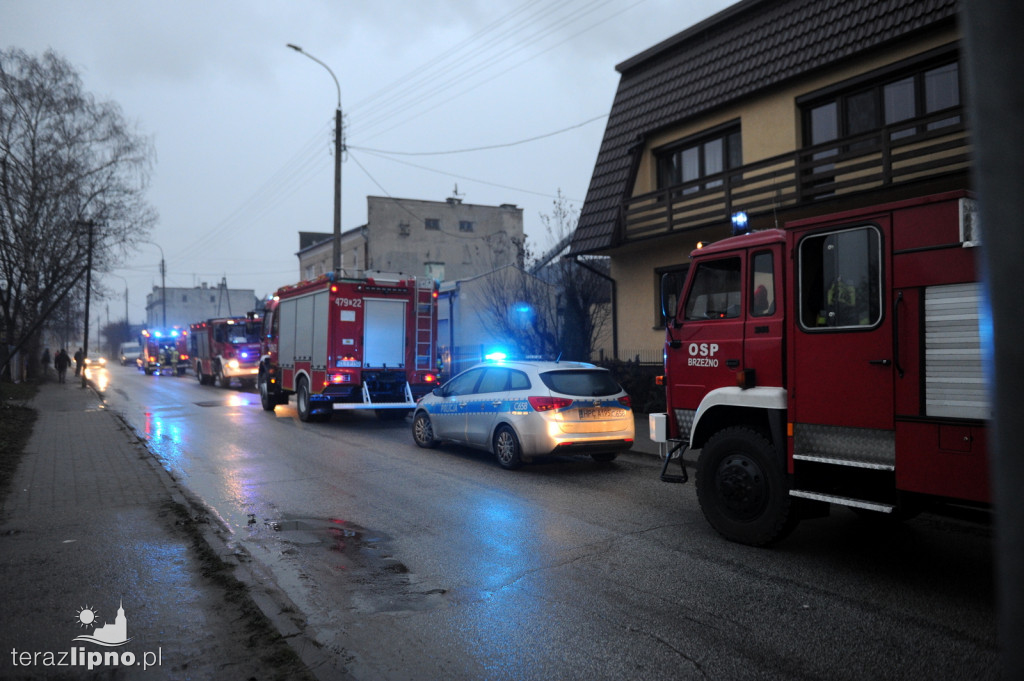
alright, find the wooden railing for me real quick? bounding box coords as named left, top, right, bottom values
left=621, top=109, right=971, bottom=242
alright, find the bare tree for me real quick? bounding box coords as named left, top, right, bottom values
left=474, top=191, right=611, bottom=362
left=535, top=190, right=611, bottom=362
left=0, top=48, right=156, bottom=377
left=474, top=261, right=560, bottom=359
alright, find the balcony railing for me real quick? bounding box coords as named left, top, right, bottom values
left=621, top=108, right=970, bottom=243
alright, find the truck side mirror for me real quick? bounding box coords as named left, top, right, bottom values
left=660, top=273, right=682, bottom=329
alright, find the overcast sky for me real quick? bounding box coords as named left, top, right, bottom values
left=3, top=0, right=733, bottom=325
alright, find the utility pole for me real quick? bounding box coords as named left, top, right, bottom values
left=287, top=43, right=343, bottom=276
left=80, top=220, right=94, bottom=388
left=160, top=253, right=166, bottom=327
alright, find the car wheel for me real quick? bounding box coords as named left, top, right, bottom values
left=493, top=425, right=523, bottom=470
left=591, top=452, right=618, bottom=463
left=296, top=376, right=312, bottom=422
left=412, top=412, right=437, bottom=448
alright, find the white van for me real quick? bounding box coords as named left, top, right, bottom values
left=118, top=341, right=142, bottom=366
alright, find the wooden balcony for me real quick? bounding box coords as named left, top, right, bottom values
left=621, top=109, right=971, bottom=243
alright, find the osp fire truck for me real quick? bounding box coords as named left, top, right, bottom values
left=138, top=327, right=189, bottom=376
left=652, top=191, right=989, bottom=546
left=190, top=316, right=262, bottom=389
left=259, top=272, right=439, bottom=421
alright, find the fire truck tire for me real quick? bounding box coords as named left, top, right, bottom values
left=296, top=377, right=313, bottom=422
left=696, top=426, right=798, bottom=547
left=412, top=413, right=437, bottom=448
left=216, top=365, right=231, bottom=389
left=258, top=372, right=276, bottom=411
left=493, top=425, right=523, bottom=470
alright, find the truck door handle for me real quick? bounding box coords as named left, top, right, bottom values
left=492, top=401, right=503, bottom=408
left=869, top=359, right=891, bottom=366
left=726, top=359, right=740, bottom=369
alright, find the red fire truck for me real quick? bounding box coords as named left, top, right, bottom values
left=652, top=191, right=989, bottom=545
left=190, top=316, right=262, bottom=389
left=258, top=272, right=439, bottom=421
left=138, top=327, right=189, bottom=376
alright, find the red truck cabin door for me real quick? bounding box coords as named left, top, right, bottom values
left=668, top=253, right=747, bottom=437
left=789, top=220, right=895, bottom=467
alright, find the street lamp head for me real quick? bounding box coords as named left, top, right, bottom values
left=286, top=43, right=303, bottom=52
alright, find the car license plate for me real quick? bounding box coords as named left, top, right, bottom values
left=579, top=407, right=626, bottom=420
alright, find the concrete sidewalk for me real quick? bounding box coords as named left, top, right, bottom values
left=0, top=381, right=315, bottom=680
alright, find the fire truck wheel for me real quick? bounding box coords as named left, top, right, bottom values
left=412, top=413, right=437, bottom=448
left=217, top=366, right=231, bottom=389
left=696, top=426, right=798, bottom=547
left=296, top=377, right=313, bottom=422
left=493, top=425, right=523, bottom=470
left=258, top=372, right=276, bottom=412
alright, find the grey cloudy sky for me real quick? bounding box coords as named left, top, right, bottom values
left=3, top=0, right=733, bottom=324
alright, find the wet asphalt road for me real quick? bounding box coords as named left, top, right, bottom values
left=100, top=364, right=998, bottom=680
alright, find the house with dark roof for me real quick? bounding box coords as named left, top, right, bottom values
left=570, top=0, right=967, bottom=359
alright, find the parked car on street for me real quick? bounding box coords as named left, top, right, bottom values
left=118, top=341, right=142, bottom=366
left=412, top=359, right=634, bottom=468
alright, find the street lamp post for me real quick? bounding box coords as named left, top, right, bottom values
left=287, top=43, right=343, bottom=276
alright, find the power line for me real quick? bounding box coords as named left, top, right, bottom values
left=348, top=150, right=528, bottom=243
left=350, top=113, right=606, bottom=156
left=355, top=147, right=583, bottom=202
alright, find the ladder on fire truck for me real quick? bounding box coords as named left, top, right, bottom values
left=414, top=277, right=436, bottom=372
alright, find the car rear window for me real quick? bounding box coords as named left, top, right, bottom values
left=539, top=369, right=621, bottom=397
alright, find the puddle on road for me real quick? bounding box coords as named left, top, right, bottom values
left=245, top=514, right=448, bottom=616
left=194, top=397, right=255, bottom=408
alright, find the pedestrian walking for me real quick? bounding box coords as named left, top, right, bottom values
left=73, top=347, right=84, bottom=376
left=40, top=347, right=51, bottom=380
left=54, top=348, right=71, bottom=383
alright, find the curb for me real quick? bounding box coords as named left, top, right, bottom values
left=98, top=387, right=353, bottom=681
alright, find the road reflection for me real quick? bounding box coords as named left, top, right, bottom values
left=83, top=365, right=109, bottom=392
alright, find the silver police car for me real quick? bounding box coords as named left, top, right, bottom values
left=412, top=360, right=634, bottom=468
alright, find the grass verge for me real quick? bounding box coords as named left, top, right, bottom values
left=0, top=382, right=38, bottom=509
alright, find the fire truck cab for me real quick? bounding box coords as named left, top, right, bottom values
left=653, top=192, right=990, bottom=545
left=138, top=327, right=189, bottom=376
left=190, top=316, right=262, bottom=389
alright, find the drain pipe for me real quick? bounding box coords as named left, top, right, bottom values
left=571, top=256, right=617, bottom=360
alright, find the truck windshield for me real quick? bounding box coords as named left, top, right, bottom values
left=684, top=257, right=741, bottom=320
